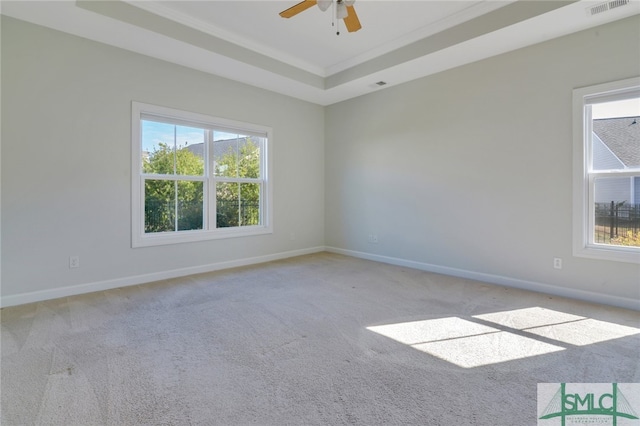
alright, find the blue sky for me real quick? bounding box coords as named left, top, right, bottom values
left=141, top=120, right=244, bottom=153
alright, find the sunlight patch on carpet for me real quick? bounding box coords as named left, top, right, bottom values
left=367, top=317, right=564, bottom=368
left=474, top=307, right=640, bottom=346
left=473, top=307, right=585, bottom=330
left=412, top=331, right=564, bottom=368
left=524, top=318, right=640, bottom=346
left=367, top=307, right=640, bottom=368
left=366, top=317, right=498, bottom=345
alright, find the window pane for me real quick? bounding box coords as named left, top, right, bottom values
left=215, top=182, right=261, bottom=228
left=145, top=180, right=175, bottom=233
left=240, top=183, right=260, bottom=225
left=176, top=126, right=205, bottom=176
left=214, top=133, right=238, bottom=177
left=238, top=137, right=261, bottom=179
left=177, top=181, right=204, bottom=231
left=142, top=121, right=177, bottom=174
left=593, top=177, right=640, bottom=246
left=216, top=182, right=239, bottom=228
left=591, top=98, right=640, bottom=171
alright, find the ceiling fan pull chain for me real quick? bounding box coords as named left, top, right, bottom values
left=332, top=0, right=336, bottom=30
left=335, top=0, right=341, bottom=35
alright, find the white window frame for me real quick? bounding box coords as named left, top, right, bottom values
left=132, top=102, right=273, bottom=248
left=572, top=77, right=640, bottom=263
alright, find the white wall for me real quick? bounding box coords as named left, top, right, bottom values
left=325, top=16, right=640, bottom=307
left=1, top=17, right=325, bottom=305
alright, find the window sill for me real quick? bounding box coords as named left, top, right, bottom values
left=132, top=226, right=273, bottom=248
left=573, top=244, right=640, bottom=264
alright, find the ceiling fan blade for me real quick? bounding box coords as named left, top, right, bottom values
left=343, top=5, right=362, bottom=32
left=279, top=0, right=318, bottom=18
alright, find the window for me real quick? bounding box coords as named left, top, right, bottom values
left=573, top=77, right=640, bottom=263
left=132, top=102, right=272, bottom=247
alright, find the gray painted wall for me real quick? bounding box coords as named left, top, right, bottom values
left=325, top=15, right=640, bottom=301
left=2, top=14, right=639, bottom=307
left=1, top=17, right=325, bottom=300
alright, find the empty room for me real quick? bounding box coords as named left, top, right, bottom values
left=1, top=1, right=639, bottom=425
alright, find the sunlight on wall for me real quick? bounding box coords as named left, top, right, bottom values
left=367, top=307, right=640, bottom=368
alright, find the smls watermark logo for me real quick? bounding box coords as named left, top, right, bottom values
left=538, top=383, right=639, bottom=425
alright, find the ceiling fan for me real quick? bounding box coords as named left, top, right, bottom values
left=279, top=0, right=362, bottom=34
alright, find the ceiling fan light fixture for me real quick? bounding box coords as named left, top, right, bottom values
left=337, top=3, right=348, bottom=19
left=279, top=0, right=361, bottom=33
left=317, top=0, right=332, bottom=12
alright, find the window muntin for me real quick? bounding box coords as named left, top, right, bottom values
left=132, top=102, right=271, bottom=247
left=573, top=78, right=640, bottom=263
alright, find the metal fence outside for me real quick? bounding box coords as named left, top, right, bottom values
left=145, top=198, right=259, bottom=232
left=594, top=202, right=640, bottom=245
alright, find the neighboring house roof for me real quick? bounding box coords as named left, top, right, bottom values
left=592, top=116, right=640, bottom=168
left=185, top=142, right=204, bottom=158
left=184, top=137, right=245, bottom=160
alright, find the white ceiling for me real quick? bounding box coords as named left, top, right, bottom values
left=2, top=1, right=639, bottom=105
left=135, top=0, right=510, bottom=76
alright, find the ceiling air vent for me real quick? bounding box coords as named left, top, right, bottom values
left=608, top=0, right=629, bottom=9
left=587, top=0, right=629, bottom=16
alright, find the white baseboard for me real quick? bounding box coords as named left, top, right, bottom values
left=325, top=246, right=640, bottom=311
left=0, top=246, right=325, bottom=308
left=3, top=245, right=638, bottom=311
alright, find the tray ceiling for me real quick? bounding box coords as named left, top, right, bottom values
left=2, top=1, right=639, bottom=105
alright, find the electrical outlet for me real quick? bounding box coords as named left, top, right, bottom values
left=69, top=256, right=80, bottom=269
left=368, top=234, right=378, bottom=244
left=553, top=257, right=562, bottom=270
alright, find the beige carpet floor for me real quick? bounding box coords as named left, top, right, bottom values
left=1, top=252, right=639, bottom=425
